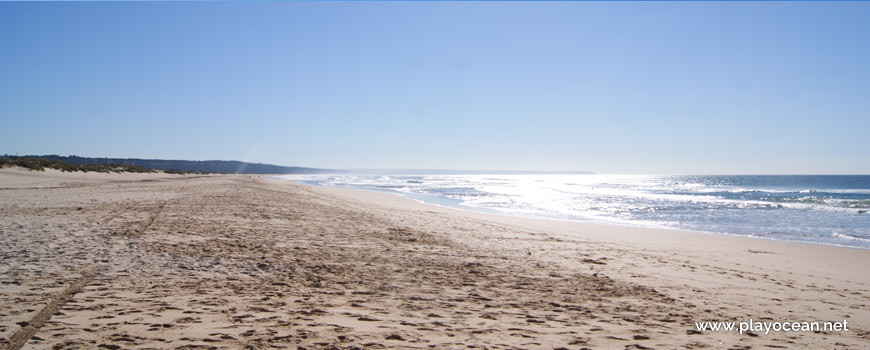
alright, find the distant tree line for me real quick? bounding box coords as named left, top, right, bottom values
left=0, top=156, right=156, bottom=173
left=1, top=155, right=340, bottom=174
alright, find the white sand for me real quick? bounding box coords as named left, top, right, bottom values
left=0, top=168, right=866, bottom=349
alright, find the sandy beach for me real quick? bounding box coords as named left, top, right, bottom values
left=1, top=168, right=868, bottom=349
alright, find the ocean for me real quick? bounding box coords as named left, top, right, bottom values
left=278, top=174, right=870, bottom=249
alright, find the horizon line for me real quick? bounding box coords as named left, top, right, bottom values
left=6, top=154, right=870, bottom=176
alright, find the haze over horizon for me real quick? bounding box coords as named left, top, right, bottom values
left=2, top=2, right=869, bottom=174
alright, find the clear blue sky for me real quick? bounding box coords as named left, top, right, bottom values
left=2, top=2, right=869, bottom=174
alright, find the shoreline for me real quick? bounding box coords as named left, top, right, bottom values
left=283, top=178, right=870, bottom=251
left=295, top=177, right=870, bottom=258
left=278, top=177, right=870, bottom=344
left=2, top=169, right=868, bottom=349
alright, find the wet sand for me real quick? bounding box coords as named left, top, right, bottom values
left=1, top=167, right=868, bottom=349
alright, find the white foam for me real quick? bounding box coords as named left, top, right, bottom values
left=279, top=174, right=870, bottom=248
left=832, top=233, right=870, bottom=243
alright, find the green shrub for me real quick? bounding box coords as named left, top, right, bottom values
left=0, top=156, right=158, bottom=173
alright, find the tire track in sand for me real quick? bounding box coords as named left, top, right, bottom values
left=3, top=267, right=99, bottom=350
left=136, top=202, right=166, bottom=234
left=134, top=185, right=188, bottom=234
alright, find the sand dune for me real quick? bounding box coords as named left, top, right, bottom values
left=1, top=168, right=867, bottom=349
